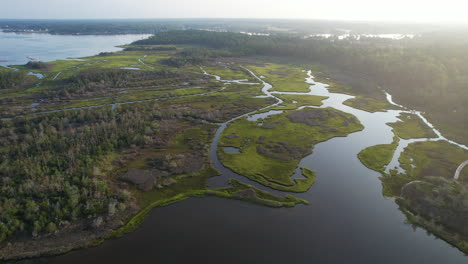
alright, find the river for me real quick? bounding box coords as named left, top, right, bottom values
left=41, top=67, right=468, bottom=263
left=0, top=31, right=151, bottom=67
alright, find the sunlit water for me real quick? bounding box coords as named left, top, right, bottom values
left=44, top=67, right=468, bottom=264
left=309, top=33, right=415, bottom=40
left=0, top=31, right=151, bottom=67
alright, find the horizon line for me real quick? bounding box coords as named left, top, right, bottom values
left=0, top=17, right=468, bottom=26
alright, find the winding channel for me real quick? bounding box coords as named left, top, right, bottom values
left=44, top=67, right=468, bottom=264
left=0, top=66, right=262, bottom=121
left=384, top=92, right=468, bottom=173
left=209, top=68, right=468, bottom=189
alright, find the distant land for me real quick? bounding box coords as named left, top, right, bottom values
left=1, top=18, right=465, bottom=36
left=0, top=20, right=467, bottom=263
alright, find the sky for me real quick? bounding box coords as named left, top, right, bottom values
left=2, top=0, right=468, bottom=23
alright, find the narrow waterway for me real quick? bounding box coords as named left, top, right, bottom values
left=45, top=68, right=468, bottom=264
left=383, top=92, right=468, bottom=173
left=207, top=67, right=285, bottom=191
left=0, top=67, right=258, bottom=121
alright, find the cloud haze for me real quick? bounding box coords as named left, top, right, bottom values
left=1, top=0, right=467, bottom=23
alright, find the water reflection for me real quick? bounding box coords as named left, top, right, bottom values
left=44, top=67, right=468, bottom=264
left=0, top=31, right=151, bottom=67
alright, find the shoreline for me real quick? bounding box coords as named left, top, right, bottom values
left=1, top=187, right=307, bottom=261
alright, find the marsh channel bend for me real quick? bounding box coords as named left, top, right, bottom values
left=46, top=68, right=468, bottom=264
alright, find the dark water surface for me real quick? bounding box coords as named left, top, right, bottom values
left=43, top=70, right=468, bottom=264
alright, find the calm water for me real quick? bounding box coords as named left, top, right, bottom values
left=0, top=31, right=150, bottom=67
left=43, top=70, right=468, bottom=264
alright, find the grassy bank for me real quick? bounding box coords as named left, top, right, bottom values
left=203, top=65, right=252, bottom=81
left=399, top=141, right=468, bottom=181
left=272, top=93, right=328, bottom=110
left=344, top=96, right=399, bottom=113
left=106, top=172, right=308, bottom=240
left=247, top=63, right=310, bottom=92
left=358, top=139, right=468, bottom=254
left=388, top=113, right=437, bottom=139
left=219, top=107, right=363, bottom=192
left=358, top=136, right=400, bottom=172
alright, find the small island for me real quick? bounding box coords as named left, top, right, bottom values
left=1, top=27, right=468, bottom=261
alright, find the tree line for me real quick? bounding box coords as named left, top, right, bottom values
left=135, top=30, right=468, bottom=140
left=49, top=69, right=195, bottom=98
left=0, top=97, right=218, bottom=242
left=0, top=105, right=159, bottom=241
left=0, top=71, right=28, bottom=90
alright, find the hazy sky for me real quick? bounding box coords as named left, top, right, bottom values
left=2, top=0, right=467, bottom=23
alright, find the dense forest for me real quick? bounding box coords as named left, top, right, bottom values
left=160, top=48, right=237, bottom=67
left=0, top=99, right=210, bottom=242
left=50, top=69, right=187, bottom=98
left=0, top=107, right=151, bottom=241
left=0, top=20, right=180, bottom=35
left=135, top=30, right=468, bottom=142
left=0, top=71, right=28, bottom=90
left=0, top=21, right=467, bottom=259
left=25, top=61, right=50, bottom=70
left=0, top=64, right=263, bottom=244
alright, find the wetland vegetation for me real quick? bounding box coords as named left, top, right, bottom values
left=358, top=136, right=400, bottom=172
left=219, top=108, right=363, bottom=191
left=343, top=95, right=399, bottom=113
left=139, top=29, right=468, bottom=145
left=1, top=25, right=468, bottom=261
left=273, top=94, right=327, bottom=109
left=388, top=113, right=437, bottom=139
left=0, top=45, right=284, bottom=259
left=359, top=125, right=468, bottom=252
left=392, top=141, right=468, bottom=253
left=1, top=33, right=339, bottom=259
